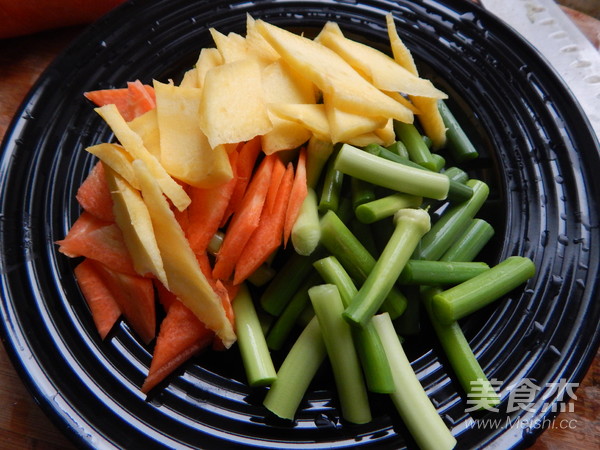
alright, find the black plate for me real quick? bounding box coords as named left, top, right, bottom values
left=1, top=0, right=599, bottom=448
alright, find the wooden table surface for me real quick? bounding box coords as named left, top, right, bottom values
left=1, top=12, right=599, bottom=450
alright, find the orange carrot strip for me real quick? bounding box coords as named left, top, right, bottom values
left=212, top=155, right=275, bottom=281
left=211, top=279, right=238, bottom=351
left=264, top=156, right=286, bottom=215
left=84, top=88, right=133, bottom=121
left=284, top=147, right=308, bottom=245
left=76, top=161, right=114, bottom=222
left=194, top=250, right=236, bottom=317
left=154, top=279, right=178, bottom=312
left=156, top=261, right=233, bottom=332
left=194, top=252, right=236, bottom=352
left=187, top=151, right=238, bottom=255
left=223, top=282, right=241, bottom=309
left=172, top=204, right=189, bottom=235
left=234, top=162, right=294, bottom=285
left=194, top=251, right=236, bottom=327
left=56, top=211, right=137, bottom=276
left=220, top=137, right=262, bottom=227
left=194, top=251, right=215, bottom=283
left=84, top=81, right=155, bottom=121
left=127, top=80, right=156, bottom=118
left=216, top=279, right=236, bottom=326
left=141, top=299, right=213, bottom=393
left=93, top=261, right=156, bottom=344
left=143, top=84, right=156, bottom=102
left=221, top=143, right=241, bottom=154
left=169, top=181, right=191, bottom=235
left=74, top=258, right=121, bottom=340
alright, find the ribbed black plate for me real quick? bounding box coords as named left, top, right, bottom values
left=1, top=0, right=599, bottom=448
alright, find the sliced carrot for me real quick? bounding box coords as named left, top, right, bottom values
left=170, top=181, right=191, bottom=235
left=234, top=162, right=294, bottom=284
left=283, top=147, right=308, bottom=245
left=127, top=80, right=156, bottom=118
left=155, top=279, right=178, bottom=312
left=84, top=88, right=133, bottom=121
left=187, top=151, right=238, bottom=255
left=74, top=258, right=121, bottom=340
left=223, top=282, right=240, bottom=310
left=221, top=143, right=241, bottom=154
left=93, top=261, right=156, bottom=344
left=143, top=84, right=156, bottom=102
left=141, top=299, right=214, bottom=393
left=264, top=156, right=286, bottom=215
left=56, top=211, right=137, bottom=276
left=212, top=155, right=275, bottom=281
left=211, top=279, right=238, bottom=351
left=192, top=251, right=236, bottom=324
left=195, top=252, right=214, bottom=283
left=219, top=136, right=262, bottom=227
left=193, top=252, right=235, bottom=352
left=172, top=203, right=189, bottom=235
left=154, top=259, right=234, bottom=324
left=76, top=161, right=114, bottom=222
left=215, top=279, right=235, bottom=326
left=84, top=81, right=155, bottom=122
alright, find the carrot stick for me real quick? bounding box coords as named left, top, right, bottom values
left=213, top=155, right=275, bottom=281
left=93, top=260, right=156, bottom=344
left=193, top=251, right=211, bottom=279
left=187, top=151, right=238, bottom=255
left=84, top=88, right=133, bottom=121
left=84, top=81, right=155, bottom=122
left=215, top=280, right=235, bottom=325
left=234, top=162, right=294, bottom=285
left=284, top=147, right=308, bottom=245
left=74, top=258, right=122, bottom=340
left=76, top=161, right=114, bottom=222
left=171, top=181, right=191, bottom=235
left=264, top=156, right=286, bottom=215
left=220, top=137, right=262, bottom=227
left=195, top=251, right=236, bottom=328
left=127, top=80, right=156, bottom=118
left=223, top=282, right=241, bottom=310
left=211, top=279, right=238, bottom=351
left=171, top=203, right=189, bottom=235
left=141, top=299, right=214, bottom=393
left=156, top=252, right=236, bottom=353
left=56, top=211, right=137, bottom=276
left=212, top=279, right=237, bottom=351
left=143, top=84, right=156, bottom=102
left=193, top=251, right=235, bottom=322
